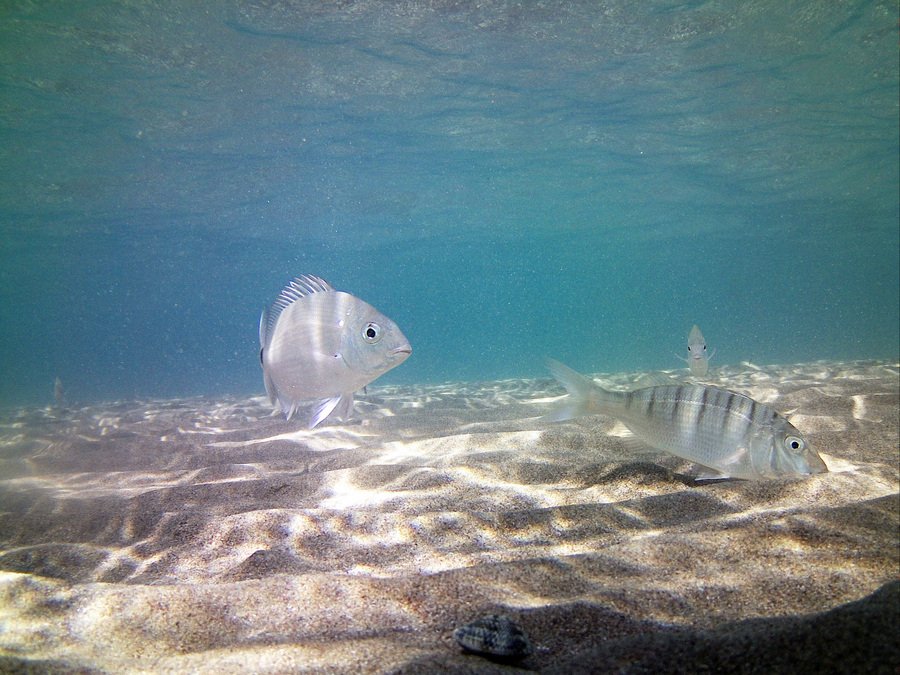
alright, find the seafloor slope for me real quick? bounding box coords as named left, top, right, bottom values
left=0, top=361, right=897, bottom=673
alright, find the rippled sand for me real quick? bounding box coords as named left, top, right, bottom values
left=1, top=361, right=897, bottom=673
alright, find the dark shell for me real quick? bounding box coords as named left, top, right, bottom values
left=453, top=614, right=533, bottom=658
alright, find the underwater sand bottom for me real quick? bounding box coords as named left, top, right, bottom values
left=0, top=360, right=897, bottom=673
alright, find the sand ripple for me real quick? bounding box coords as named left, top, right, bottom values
left=0, top=360, right=897, bottom=672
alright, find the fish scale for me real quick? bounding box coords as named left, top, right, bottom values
left=544, top=360, right=828, bottom=480
left=619, top=385, right=772, bottom=471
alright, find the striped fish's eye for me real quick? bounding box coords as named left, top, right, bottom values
left=363, top=322, right=383, bottom=344
left=784, top=436, right=806, bottom=453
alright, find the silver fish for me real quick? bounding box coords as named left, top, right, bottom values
left=259, top=275, right=411, bottom=428
left=544, top=359, right=828, bottom=480
left=678, top=324, right=714, bottom=377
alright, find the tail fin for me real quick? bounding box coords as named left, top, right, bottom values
left=543, top=359, right=610, bottom=422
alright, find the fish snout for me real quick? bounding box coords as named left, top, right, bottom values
left=391, top=344, right=413, bottom=359
left=806, top=449, right=829, bottom=474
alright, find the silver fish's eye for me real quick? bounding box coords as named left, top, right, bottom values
left=363, top=322, right=382, bottom=344
left=784, top=436, right=805, bottom=453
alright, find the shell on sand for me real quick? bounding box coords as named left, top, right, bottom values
left=453, top=614, right=533, bottom=658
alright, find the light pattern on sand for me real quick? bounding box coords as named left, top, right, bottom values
left=0, top=361, right=897, bottom=671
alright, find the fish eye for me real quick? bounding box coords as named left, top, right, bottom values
left=784, top=436, right=805, bottom=452
left=363, top=322, right=382, bottom=344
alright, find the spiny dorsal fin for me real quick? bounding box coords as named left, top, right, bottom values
left=265, top=274, right=334, bottom=342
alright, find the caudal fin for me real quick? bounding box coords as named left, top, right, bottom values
left=542, top=359, right=608, bottom=422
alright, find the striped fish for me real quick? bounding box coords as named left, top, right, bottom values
left=544, top=359, right=828, bottom=480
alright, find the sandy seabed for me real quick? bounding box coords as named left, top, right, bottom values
left=0, top=360, right=897, bottom=674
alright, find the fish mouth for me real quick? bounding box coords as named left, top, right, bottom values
left=392, top=345, right=413, bottom=357
left=807, top=452, right=829, bottom=474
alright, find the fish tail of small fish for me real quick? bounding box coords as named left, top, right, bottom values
left=543, top=359, right=619, bottom=422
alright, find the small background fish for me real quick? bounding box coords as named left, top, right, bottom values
left=678, top=324, right=715, bottom=377
left=53, top=377, right=65, bottom=406
left=544, top=359, right=828, bottom=480
left=259, top=275, right=411, bottom=428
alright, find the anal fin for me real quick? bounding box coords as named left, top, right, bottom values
left=309, top=395, right=343, bottom=429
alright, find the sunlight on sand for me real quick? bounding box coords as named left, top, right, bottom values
left=0, top=360, right=897, bottom=672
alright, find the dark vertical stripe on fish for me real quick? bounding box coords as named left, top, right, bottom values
left=671, top=385, right=684, bottom=424
left=723, top=390, right=737, bottom=417
left=763, top=404, right=774, bottom=426
left=740, top=394, right=755, bottom=439
left=685, top=386, right=702, bottom=436
left=721, top=390, right=742, bottom=441
left=733, top=392, right=755, bottom=441
left=696, top=386, right=710, bottom=428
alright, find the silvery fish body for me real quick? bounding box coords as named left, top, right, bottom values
left=545, top=359, right=828, bottom=480
left=259, top=275, right=411, bottom=428
left=679, top=324, right=714, bottom=377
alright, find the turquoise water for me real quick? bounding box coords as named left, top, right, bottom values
left=1, top=1, right=897, bottom=406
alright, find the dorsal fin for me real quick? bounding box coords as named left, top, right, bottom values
left=265, top=275, right=334, bottom=341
